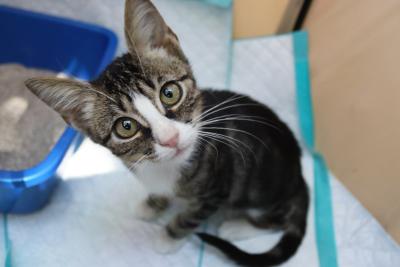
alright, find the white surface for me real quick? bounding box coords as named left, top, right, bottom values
left=0, top=1, right=399, bottom=266
left=331, top=177, right=400, bottom=267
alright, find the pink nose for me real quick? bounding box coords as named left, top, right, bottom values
left=159, top=132, right=179, bottom=148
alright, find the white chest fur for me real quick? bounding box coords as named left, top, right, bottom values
left=134, top=161, right=182, bottom=196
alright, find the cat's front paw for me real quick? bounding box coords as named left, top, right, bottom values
left=153, top=229, right=187, bottom=254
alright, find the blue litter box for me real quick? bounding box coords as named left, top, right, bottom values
left=0, top=5, right=118, bottom=214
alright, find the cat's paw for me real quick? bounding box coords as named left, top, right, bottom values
left=218, top=220, right=265, bottom=241
left=133, top=200, right=160, bottom=221
left=153, top=229, right=187, bottom=254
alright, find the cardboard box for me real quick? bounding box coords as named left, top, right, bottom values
left=233, top=0, right=305, bottom=38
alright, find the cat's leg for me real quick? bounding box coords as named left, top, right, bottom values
left=134, top=194, right=170, bottom=221
left=154, top=198, right=221, bottom=254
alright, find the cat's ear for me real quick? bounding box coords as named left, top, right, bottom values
left=124, top=0, right=185, bottom=60
left=25, top=77, right=100, bottom=138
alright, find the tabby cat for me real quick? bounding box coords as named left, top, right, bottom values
left=25, top=0, right=309, bottom=266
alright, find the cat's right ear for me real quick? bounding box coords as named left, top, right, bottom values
left=124, top=0, right=185, bottom=60
left=24, top=77, right=101, bottom=140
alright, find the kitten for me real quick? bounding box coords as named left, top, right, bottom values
left=25, top=0, right=309, bottom=266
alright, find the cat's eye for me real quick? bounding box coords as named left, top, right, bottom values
left=160, top=82, right=182, bottom=107
left=113, top=117, right=139, bottom=139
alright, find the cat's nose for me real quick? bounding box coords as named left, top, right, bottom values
left=159, top=131, right=179, bottom=148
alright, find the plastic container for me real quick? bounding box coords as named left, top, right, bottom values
left=0, top=5, right=118, bottom=213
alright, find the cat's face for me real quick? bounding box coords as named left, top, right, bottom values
left=87, top=50, right=203, bottom=167
left=25, top=0, right=203, bottom=167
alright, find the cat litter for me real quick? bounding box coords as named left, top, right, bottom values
left=0, top=63, right=66, bottom=170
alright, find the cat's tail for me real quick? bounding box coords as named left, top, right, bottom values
left=196, top=223, right=305, bottom=267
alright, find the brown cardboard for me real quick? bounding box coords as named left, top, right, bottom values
left=303, top=0, right=400, bottom=242
left=233, top=0, right=290, bottom=38
left=233, top=0, right=306, bottom=38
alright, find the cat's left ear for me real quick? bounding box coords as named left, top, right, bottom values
left=25, top=78, right=100, bottom=139
left=124, top=0, right=187, bottom=61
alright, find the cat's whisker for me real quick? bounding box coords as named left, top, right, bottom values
left=199, top=131, right=249, bottom=151
left=200, top=126, right=270, bottom=150
left=128, top=153, right=150, bottom=171
left=199, top=132, right=240, bottom=148
left=200, top=113, right=266, bottom=120
left=193, top=94, right=244, bottom=121
left=198, top=132, right=247, bottom=165
left=198, top=114, right=267, bottom=125
left=192, top=95, right=246, bottom=123
left=200, top=135, right=245, bottom=165
left=196, top=111, right=281, bottom=131
left=199, top=114, right=270, bottom=124
left=199, top=116, right=280, bottom=131
left=196, top=135, right=219, bottom=159
left=195, top=103, right=264, bottom=124
left=198, top=130, right=257, bottom=161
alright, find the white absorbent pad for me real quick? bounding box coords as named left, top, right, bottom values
left=1, top=1, right=399, bottom=267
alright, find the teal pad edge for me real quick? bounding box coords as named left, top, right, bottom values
left=199, top=0, right=232, bottom=8
left=293, top=31, right=339, bottom=267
